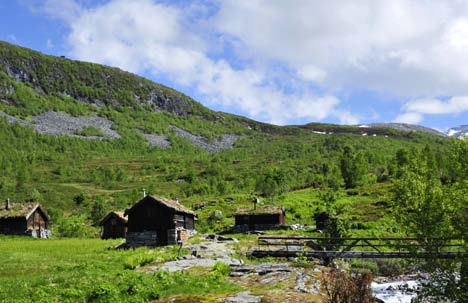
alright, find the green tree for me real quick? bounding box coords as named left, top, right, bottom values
left=340, top=146, right=367, bottom=189
left=90, top=197, right=108, bottom=226
left=394, top=143, right=468, bottom=302
left=393, top=159, right=453, bottom=242
left=255, top=168, right=290, bottom=200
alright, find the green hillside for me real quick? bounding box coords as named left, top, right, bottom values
left=0, top=40, right=459, bottom=236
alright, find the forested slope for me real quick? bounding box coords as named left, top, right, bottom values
left=0, top=41, right=458, bottom=237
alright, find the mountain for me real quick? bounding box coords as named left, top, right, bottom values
left=0, top=40, right=455, bottom=234
left=447, top=125, right=468, bottom=138
left=0, top=41, right=210, bottom=117
left=359, top=123, right=447, bottom=137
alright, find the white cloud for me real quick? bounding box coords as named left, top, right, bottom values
left=24, top=0, right=83, bottom=22
left=394, top=112, right=423, bottom=124
left=335, top=110, right=361, bottom=125
left=34, top=0, right=468, bottom=126
left=214, top=1, right=468, bottom=98
left=46, top=39, right=54, bottom=49
left=297, top=65, right=327, bottom=83
left=396, top=96, right=468, bottom=123
left=39, top=0, right=346, bottom=125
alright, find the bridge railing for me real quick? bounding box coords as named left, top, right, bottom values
left=257, top=236, right=466, bottom=254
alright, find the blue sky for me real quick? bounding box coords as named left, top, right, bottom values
left=2, top=0, right=468, bottom=130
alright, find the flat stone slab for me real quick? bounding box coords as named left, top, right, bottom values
left=224, top=291, right=262, bottom=303
left=160, top=257, right=242, bottom=272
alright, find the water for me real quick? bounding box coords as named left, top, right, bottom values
left=372, top=280, right=419, bottom=303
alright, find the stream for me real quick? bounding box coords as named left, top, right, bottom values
left=372, top=280, right=419, bottom=303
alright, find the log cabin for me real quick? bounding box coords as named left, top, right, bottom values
left=125, top=196, right=196, bottom=247
left=233, top=205, right=285, bottom=232
left=100, top=211, right=127, bottom=239
left=0, top=199, right=51, bottom=238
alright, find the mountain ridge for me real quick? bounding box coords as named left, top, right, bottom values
left=447, top=125, right=468, bottom=138
left=0, top=40, right=456, bottom=139
left=0, top=40, right=209, bottom=117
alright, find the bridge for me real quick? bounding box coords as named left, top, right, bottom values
left=250, top=236, right=468, bottom=260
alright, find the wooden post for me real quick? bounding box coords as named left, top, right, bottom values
left=461, top=259, right=468, bottom=297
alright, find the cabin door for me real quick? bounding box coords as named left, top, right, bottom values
left=158, top=230, right=168, bottom=246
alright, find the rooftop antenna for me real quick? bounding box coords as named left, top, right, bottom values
left=142, top=188, right=146, bottom=198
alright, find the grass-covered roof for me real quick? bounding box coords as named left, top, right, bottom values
left=234, top=205, right=284, bottom=216
left=0, top=202, right=46, bottom=220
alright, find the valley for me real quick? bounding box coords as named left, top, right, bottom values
left=0, top=41, right=467, bottom=302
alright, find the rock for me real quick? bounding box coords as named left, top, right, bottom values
left=294, top=272, right=320, bottom=294
left=0, top=111, right=120, bottom=140
left=202, top=234, right=237, bottom=242
left=224, top=291, right=262, bottom=303
left=246, top=230, right=264, bottom=235
left=229, top=263, right=292, bottom=277
left=169, top=125, right=240, bottom=153
left=259, top=272, right=290, bottom=285
left=137, top=131, right=171, bottom=148
left=211, top=210, right=224, bottom=221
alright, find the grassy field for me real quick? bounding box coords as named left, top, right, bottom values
left=0, top=237, right=239, bottom=303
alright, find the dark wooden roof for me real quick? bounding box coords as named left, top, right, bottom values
left=99, top=211, right=128, bottom=226
left=234, top=205, right=284, bottom=216
left=0, top=203, right=49, bottom=220
left=126, top=196, right=196, bottom=216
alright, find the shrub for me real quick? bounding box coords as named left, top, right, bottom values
left=375, top=259, right=406, bottom=277
left=124, top=253, right=156, bottom=270
left=321, top=269, right=375, bottom=303
left=74, top=126, right=104, bottom=137
left=211, top=262, right=231, bottom=277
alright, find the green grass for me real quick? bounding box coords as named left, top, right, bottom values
left=0, top=237, right=239, bottom=303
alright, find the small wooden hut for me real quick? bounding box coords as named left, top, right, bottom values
left=100, top=211, right=127, bottom=239
left=0, top=199, right=51, bottom=238
left=125, top=196, right=196, bottom=247
left=233, top=205, right=285, bottom=232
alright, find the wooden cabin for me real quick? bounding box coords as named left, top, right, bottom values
left=100, top=211, right=127, bottom=239
left=125, top=196, right=196, bottom=247
left=0, top=199, right=51, bottom=238
left=233, top=205, right=285, bottom=232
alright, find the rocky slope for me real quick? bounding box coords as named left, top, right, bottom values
left=0, top=40, right=208, bottom=117
left=362, top=123, right=446, bottom=137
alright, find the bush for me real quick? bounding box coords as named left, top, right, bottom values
left=375, top=259, right=406, bottom=277
left=321, top=269, right=375, bottom=303
left=211, top=262, right=231, bottom=277
left=54, top=215, right=96, bottom=238
left=350, top=260, right=379, bottom=275
left=124, top=253, right=156, bottom=269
